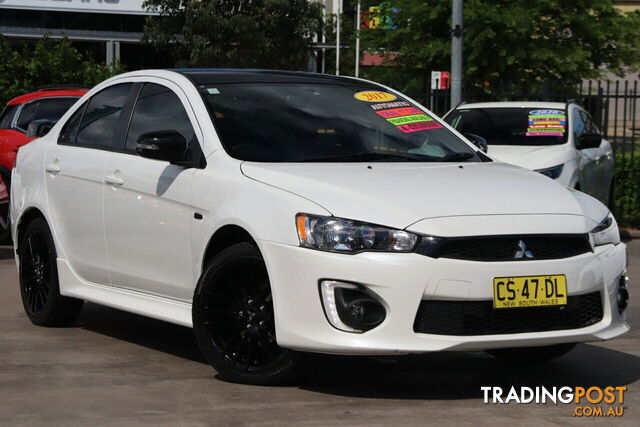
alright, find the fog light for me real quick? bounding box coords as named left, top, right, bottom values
left=617, top=271, right=629, bottom=313
left=320, top=280, right=386, bottom=333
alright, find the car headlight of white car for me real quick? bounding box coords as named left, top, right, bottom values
left=590, top=213, right=620, bottom=246
left=296, top=214, right=419, bottom=253
left=535, top=163, right=564, bottom=180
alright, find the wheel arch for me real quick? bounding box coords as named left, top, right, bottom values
left=201, top=224, right=260, bottom=273
left=15, top=207, right=47, bottom=256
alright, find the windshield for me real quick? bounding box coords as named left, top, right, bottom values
left=202, top=83, right=480, bottom=162
left=445, top=108, right=567, bottom=146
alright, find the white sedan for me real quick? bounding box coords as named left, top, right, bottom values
left=444, top=102, right=615, bottom=206
left=11, top=70, right=629, bottom=385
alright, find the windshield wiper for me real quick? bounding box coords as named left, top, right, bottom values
left=438, top=152, right=476, bottom=162
left=299, top=152, right=428, bottom=162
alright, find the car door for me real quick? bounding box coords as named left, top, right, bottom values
left=45, top=83, right=134, bottom=284
left=103, top=81, right=198, bottom=301
left=571, top=107, right=598, bottom=196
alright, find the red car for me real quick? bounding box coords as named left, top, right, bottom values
left=0, top=175, right=7, bottom=241
left=0, top=86, right=89, bottom=243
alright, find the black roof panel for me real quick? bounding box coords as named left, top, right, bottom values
left=172, top=68, right=379, bottom=87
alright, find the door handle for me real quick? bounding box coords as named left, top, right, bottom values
left=45, top=163, right=61, bottom=174
left=104, top=175, right=124, bottom=186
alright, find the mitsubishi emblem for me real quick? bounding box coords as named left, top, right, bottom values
left=514, top=240, right=534, bottom=259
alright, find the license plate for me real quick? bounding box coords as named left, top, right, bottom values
left=493, top=275, right=567, bottom=309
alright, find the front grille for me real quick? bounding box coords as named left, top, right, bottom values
left=413, top=292, right=603, bottom=336
left=417, top=234, right=592, bottom=261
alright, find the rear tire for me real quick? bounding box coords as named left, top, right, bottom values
left=193, top=242, right=299, bottom=385
left=19, top=217, right=83, bottom=326
left=0, top=173, right=12, bottom=245
left=488, top=343, right=577, bottom=364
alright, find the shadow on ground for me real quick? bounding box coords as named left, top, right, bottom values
left=78, top=302, right=640, bottom=400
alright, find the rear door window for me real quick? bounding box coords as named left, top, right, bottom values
left=58, top=103, right=87, bottom=145
left=76, top=83, right=133, bottom=149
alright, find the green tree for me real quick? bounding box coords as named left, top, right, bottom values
left=143, top=0, right=324, bottom=69
left=359, top=0, right=640, bottom=94
left=0, top=37, right=123, bottom=105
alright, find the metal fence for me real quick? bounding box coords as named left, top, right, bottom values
left=410, top=80, right=640, bottom=227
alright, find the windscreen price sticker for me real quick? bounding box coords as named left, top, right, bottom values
left=527, top=109, right=566, bottom=136
left=481, top=386, right=627, bottom=417
left=359, top=93, right=443, bottom=134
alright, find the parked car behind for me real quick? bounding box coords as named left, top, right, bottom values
left=444, top=102, right=614, bottom=206
left=11, top=71, right=628, bottom=385
left=0, top=86, right=88, bottom=243
left=0, top=176, right=7, bottom=232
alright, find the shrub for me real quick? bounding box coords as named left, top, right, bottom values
left=613, top=148, right=640, bottom=228
left=0, top=36, right=123, bottom=105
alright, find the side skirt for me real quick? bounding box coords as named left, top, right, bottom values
left=57, top=258, right=193, bottom=328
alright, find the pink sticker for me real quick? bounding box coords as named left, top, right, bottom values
left=528, top=124, right=565, bottom=129
left=529, top=117, right=566, bottom=123
left=375, top=107, right=423, bottom=119
left=397, top=121, right=443, bottom=133
left=526, top=131, right=563, bottom=136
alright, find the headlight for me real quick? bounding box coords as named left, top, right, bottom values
left=590, top=213, right=620, bottom=246
left=296, top=214, right=418, bottom=253
left=536, top=164, right=564, bottom=180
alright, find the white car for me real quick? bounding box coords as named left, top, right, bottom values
left=444, top=102, right=615, bottom=206
left=11, top=70, right=629, bottom=385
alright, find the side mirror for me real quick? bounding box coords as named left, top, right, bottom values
left=136, top=131, right=187, bottom=163
left=463, top=133, right=488, bottom=152
left=26, top=119, right=56, bottom=138
left=578, top=133, right=602, bottom=149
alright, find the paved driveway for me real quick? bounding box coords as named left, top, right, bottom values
left=1, top=242, right=638, bottom=425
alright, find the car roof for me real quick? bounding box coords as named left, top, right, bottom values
left=455, top=101, right=569, bottom=110
left=173, top=68, right=377, bottom=86
left=7, top=88, right=89, bottom=106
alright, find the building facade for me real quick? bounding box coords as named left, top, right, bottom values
left=0, top=0, right=155, bottom=67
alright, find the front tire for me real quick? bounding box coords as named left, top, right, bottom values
left=19, top=217, right=84, bottom=326
left=488, top=343, right=577, bottom=364
left=193, top=242, right=299, bottom=385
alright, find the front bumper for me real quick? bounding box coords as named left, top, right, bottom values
left=261, top=240, right=629, bottom=355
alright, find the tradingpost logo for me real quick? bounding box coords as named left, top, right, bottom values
left=481, top=386, right=627, bottom=417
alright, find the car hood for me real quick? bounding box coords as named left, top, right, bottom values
left=240, top=161, right=607, bottom=230
left=487, top=144, right=574, bottom=170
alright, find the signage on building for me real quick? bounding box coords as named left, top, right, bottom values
left=0, top=0, right=153, bottom=15
left=361, top=4, right=398, bottom=30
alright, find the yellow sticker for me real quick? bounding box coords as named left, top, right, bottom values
left=354, top=91, right=397, bottom=102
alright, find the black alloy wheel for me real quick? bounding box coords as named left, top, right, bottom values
left=19, top=217, right=83, bottom=326
left=193, top=242, right=299, bottom=385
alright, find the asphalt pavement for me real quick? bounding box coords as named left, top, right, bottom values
left=1, top=242, right=639, bottom=426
